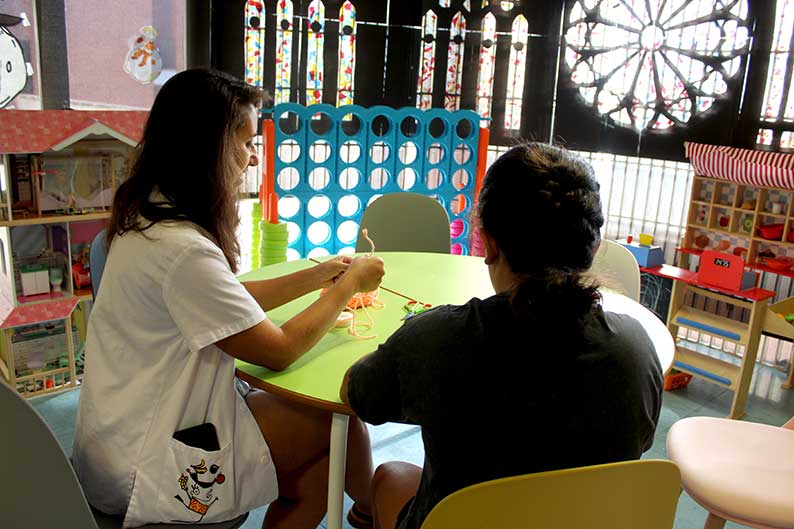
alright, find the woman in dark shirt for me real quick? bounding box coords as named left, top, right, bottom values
left=342, top=143, right=664, bottom=529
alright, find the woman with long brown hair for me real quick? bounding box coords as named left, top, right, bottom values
left=73, top=68, right=382, bottom=529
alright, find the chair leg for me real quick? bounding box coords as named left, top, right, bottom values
left=703, top=513, right=727, bottom=529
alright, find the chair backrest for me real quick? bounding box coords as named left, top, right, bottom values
left=420, top=459, right=681, bottom=529
left=89, top=228, right=108, bottom=300
left=355, top=193, right=451, bottom=253
left=590, top=239, right=641, bottom=302
left=0, top=381, right=100, bottom=528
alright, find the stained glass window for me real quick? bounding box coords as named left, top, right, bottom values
left=758, top=128, right=774, bottom=146
left=444, top=12, right=466, bottom=111
left=244, top=0, right=265, bottom=88
left=306, top=0, right=325, bottom=105
left=438, top=0, right=451, bottom=7
left=416, top=10, right=438, bottom=110
left=337, top=1, right=357, bottom=106
left=275, top=0, right=294, bottom=105
left=463, top=0, right=471, bottom=11
left=476, top=12, right=497, bottom=126
left=504, top=15, right=528, bottom=130
left=564, top=0, right=750, bottom=131
left=757, top=0, right=794, bottom=149
left=783, top=131, right=794, bottom=149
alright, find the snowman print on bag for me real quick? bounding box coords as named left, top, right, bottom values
left=123, top=25, right=163, bottom=84
left=0, top=13, right=32, bottom=108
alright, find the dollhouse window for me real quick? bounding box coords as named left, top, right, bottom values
left=275, top=0, right=295, bottom=105
left=504, top=14, right=528, bottom=131
left=563, top=0, right=750, bottom=131
left=306, top=0, right=325, bottom=105
left=476, top=12, right=497, bottom=127
left=244, top=0, right=266, bottom=88
left=444, top=11, right=466, bottom=111
left=758, top=0, right=794, bottom=150
left=337, top=1, right=358, bottom=107
left=416, top=10, right=438, bottom=111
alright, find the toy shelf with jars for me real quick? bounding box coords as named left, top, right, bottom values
left=0, top=110, right=146, bottom=397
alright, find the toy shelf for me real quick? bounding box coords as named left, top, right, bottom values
left=0, top=211, right=110, bottom=228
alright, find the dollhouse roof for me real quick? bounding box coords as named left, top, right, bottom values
left=0, top=110, right=148, bottom=154
left=0, top=296, right=79, bottom=329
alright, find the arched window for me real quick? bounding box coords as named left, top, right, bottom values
left=476, top=12, right=497, bottom=126
left=416, top=10, right=438, bottom=110
left=306, top=0, right=325, bottom=105
left=504, top=14, right=528, bottom=130
left=337, top=1, right=357, bottom=106
left=244, top=0, right=265, bottom=88
left=758, top=0, right=794, bottom=150
left=444, top=11, right=466, bottom=111
left=275, top=0, right=294, bottom=105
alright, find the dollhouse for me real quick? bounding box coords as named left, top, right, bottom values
left=0, top=110, right=146, bottom=396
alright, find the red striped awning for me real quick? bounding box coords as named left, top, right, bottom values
left=684, top=142, right=794, bottom=189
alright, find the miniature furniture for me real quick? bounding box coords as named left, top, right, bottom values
left=0, top=380, right=249, bottom=529
left=355, top=193, right=451, bottom=254
left=591, top=239, right=641, bottom=301
left=667, top=416, right=794, bottom=529
left=235, top=253, right=675, bottom=529
left=89, top=229, right=107, bottom=300
left=420, top=460, right=680, bottom=529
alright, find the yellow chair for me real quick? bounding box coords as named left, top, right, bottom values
left=420, top=460, right=681, bottom=529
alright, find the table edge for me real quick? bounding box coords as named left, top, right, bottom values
left=236, top=369, right=356, bottom=416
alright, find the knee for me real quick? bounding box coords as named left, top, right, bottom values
left=372, top=462, right=421, bottom=497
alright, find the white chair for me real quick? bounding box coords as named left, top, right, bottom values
left=591, top=239, right=641, bottom=302
left=356, top=193, right=451, bottom=253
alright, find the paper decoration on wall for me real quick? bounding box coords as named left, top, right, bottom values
left=476, top=13, right=497, bottom=125
left=504, top=15, right=528, bottom=130
left=306, top=0, right=325, bottom=105
left=275, top=0, right=294, bottom=105
left=124, top=26, right=162, bottom=84
left=337, top=1, right=357, bottom=106
left=244, top=0, right=265, bottom=87
left=416, top=10, right=438, bottom=110
left=444, top=11, right=466, bottom=111
left=0, top=13, right=31, bottom=107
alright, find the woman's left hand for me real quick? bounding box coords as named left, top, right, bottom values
left=315, top=256, right=353, bottom=288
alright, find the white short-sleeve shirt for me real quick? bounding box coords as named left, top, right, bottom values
left=73, top=222, right=278, bottom=528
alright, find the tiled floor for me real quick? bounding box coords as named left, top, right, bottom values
left=32, top=354, right=794, bottom=529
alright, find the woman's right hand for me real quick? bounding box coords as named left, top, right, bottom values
left=343, top=255, right=385, bottom=293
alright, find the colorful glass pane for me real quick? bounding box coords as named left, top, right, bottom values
left=337, top=1, right=357, bottom=106
left=761, top=0, right=794, bottom=121
left=444, top=12, right=466, bottom=111
left=438, top=0, right=451, bottom=6
left=476, top=13, right=497, bottom=126
left=275, top=0, right=294, bottom=105
left=757, top=128, right=774, bottom=146
left=782, top=131, right=794, bottom=149
left=564, top=0, right=750, bottom=131
left=505, top=14, right=528, bottom=130
left=416, top=10, right=438, bottom=110
left=244, top=0, right=265, bottom=87
left=463, top=0, right=471, bottom=10
left=306, top=0, right=325, bottom=105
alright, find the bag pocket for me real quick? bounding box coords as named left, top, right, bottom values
left=154, top=437, right=238, bottom=524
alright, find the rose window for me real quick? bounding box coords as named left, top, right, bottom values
left=564, top=0, right=751, bottom=131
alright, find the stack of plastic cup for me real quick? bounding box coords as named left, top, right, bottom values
left=260, top=221, right=289, bottom=266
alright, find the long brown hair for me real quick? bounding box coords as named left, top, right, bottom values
left=107, top=68, right=266, bottom=272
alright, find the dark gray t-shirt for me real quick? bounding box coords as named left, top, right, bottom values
left=348, top=293, right=663, bottom=529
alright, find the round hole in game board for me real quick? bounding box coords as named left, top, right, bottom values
left=398, top=141, right=418, bottom=164
left=340, top=140, right=362, bottom=163
left=400, top=116, right=419, bottom=137
left=370, top=141, right=390, bottom=163
left=429, top=194, right=445, bottom=207
left=426, top=168, right=445, bottom=190
left=307, top=221, right=332, bottom=245
left=309, top=140, right=332, bottom=163
left=287, top=248, right=301, bottom=261
left=455, top=118, right=473, bottom=139
left=341, top=114, right=362, bottom=136
left=308, top=195, right=332, bottom=218
left=340, top=167, right=361, bottom=190
left=278, top=195, right=301, bottom=219
left=429, top=117, right=446, bottom=138
left=450, top=218, right=468, bottom=238
left=368, top=194, right=383, bottom=206
left=398, top=168, right=417, bottom=190
left=277, top=167, right=300, bottom=191
left=308, top=247, right=330, bottom=259
left=338, top=246, right=355, bottom=255
left=450, top=194, right=468, bottom=215
left=337, top=194, right=362, bottom=217
left=308, top=167, right=331, bottom=190
left=427, top=143, right=445, bottom=164
left=369, top=168, right=390, bottom=190
left=452, top=169, right=470, bottom=191
left=277, top=139, right=301, bottom=164
left=337, top=220, right=359, bottom=244
left=278, top=111, right=301, bottom=135
left=451, top=242, right=469, bottom=255
left=286, top=221, right=302, bottom=244
left=453, top=143, right=471, bottom=164
left=310, top=112, right=333, bottom=136
left=371, top=115, right=391, bottom=137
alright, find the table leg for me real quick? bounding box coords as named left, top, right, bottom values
left=327, top=413, right=350, bottom=529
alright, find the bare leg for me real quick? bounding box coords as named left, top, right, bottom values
left=245, top=389, right=373, bottom=529
left=371, top=462, right=422, bottom=529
